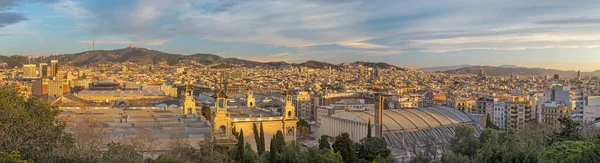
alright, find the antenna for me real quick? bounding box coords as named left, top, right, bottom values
left=92, top=39, right=95, bottom=50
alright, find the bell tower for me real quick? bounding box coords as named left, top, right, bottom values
left=282, top=90, right=298, bottom=142
left=283, top=90, right=295, bottom=119
left=247, top=87, right=255, bottom=107
left=213, top=89, right=232, bottom=141
left=183, top=84, right=196, bottom=114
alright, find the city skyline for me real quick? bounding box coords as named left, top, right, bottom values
left=2, top=0, right=600, bottom=71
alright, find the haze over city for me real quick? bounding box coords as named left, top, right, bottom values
left=2, top=0, right=600, bottom=70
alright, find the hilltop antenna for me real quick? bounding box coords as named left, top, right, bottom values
left=92, top=39, right=95, bottom=50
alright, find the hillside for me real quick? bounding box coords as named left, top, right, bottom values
left=441, top=66, right=600, bottom=77
left=418, top=65, right=472, bottom=72
left=0, top=47, right=406, bottom=70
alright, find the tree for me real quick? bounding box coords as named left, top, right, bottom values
left=259, top=122, right=265, bottom=155
left=450, top=124, right=479, bottom=158
left=0, top=151, right=29, bottom=163
left=242, top=142, right=258, bottom=163
left=101, top=142, right=142, bottom=163
left=485, top=114, right=499, bottom=130
left=201, top=105, right=212, bottom=120
left=307, top=148, right=344, bottom=163
left=550, top=117, right=584, bottom=144
left=356, top=137, right=390, bottom=162
left=441, top=151, right=469, bottom=163
left=408, top=154, right=430, bottom=163
left=232, top=126, right=240, bottom=138
left=272, top=130, right=286, bottom=153
left=319, top=135, right=331, bottom=149
left=475, top=129, right=506, bottom=163
left=269, top=130, right=286, bottom=163
left=297, top=119, right=311, bottom=139
left=538, top=141, right=600, bottom=163
left=253, top=123, right=263, bottom=154
left=332, top=133, right=356, bottom=163
left=367, top=119, right=372, bottom=138
left=0, top=86, right=74, bottom=162
left=235, top=129, right=245, bottom=162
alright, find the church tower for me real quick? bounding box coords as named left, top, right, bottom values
left=183, top=84, right=196, bottom=114
left=247, top=87, right=255, bottom=107
left=213, top=89, right=233, bottom=141
left=282, top=90, right=298, bottom=141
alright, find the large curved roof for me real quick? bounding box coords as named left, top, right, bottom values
left=329, top=106, right=474, bottom=132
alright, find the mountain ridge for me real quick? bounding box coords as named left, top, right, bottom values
left=441, top=65, right=600, bottom=77
left=0, top=47, right=404, bottom=70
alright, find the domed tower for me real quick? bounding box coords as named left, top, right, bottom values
left=247, top=87, right=255, bottom=107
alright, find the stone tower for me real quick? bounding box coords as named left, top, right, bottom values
left=183, top=84, right=196, bottom=114
left=213, top=89, right=233, bottom=140
left=247, top=87, right=255, bottom=107
left=282, top=90, right=298, bottom=141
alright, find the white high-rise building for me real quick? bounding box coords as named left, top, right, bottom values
left=493, top=101, right=506, bottom=130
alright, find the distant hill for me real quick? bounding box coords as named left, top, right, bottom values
left=442, top=66, right=600, bottom=77
left=0, top=47, right=406, bottom=70
left=418, top=65, right=472, bottom=72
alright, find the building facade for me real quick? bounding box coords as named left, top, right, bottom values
left=505, top=97, right=533, bottom=131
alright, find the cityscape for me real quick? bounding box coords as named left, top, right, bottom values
left=2, top=1, right=600, bottom=163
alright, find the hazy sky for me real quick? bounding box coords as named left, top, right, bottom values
left=1, top=0, right=600, bottom=71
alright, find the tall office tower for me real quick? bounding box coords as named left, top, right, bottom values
left=577, top=70, right=581, bottom=79
left=22, top=64, right=37, bottom=78
left=50, top=60, right=58, bottom=77
left=39, top=63, right=48, bottom=78
left=505, top=96, right=533, bottom=131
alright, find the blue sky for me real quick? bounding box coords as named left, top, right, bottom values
left=2, top=0, right=600, bottom=71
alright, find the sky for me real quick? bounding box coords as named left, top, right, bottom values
left=1, top=0, right=600, bottom=71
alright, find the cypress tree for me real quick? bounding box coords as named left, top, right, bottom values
left=367, top=118, right=372, bottom=138
left=236, top=129, right=245, bottom=162
left=319, top=135, right=331, bottom=149
left=259, top=122, right=265, bottom=154
left=252, top=123, right=261, bottom=154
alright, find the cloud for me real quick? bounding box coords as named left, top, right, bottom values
left=0, top=12, right=27, bottom=28
left=537, top=17, right=600, bottom=25
left=337, top=41, right=389, bottom=49
left=78, top=38, right=169, bottom=46
left=10, top=0, right=600, bottom=64
left=269, top=52, right=292, bottom=57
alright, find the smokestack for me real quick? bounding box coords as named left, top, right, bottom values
left=375, top=95, right=385, bottom=138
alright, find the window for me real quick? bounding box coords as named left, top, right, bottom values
left=287, top=127, right=294, bottom=136
left=288, top=111, right=292, bottom=117
left=218, top=125, right=226, bottom=136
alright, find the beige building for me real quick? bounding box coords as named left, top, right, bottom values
left=455, top=99, right=475, bottom=113
left=213, top=90, right=298, bottom=149
left=48, top=80, right=63, bottom=97
left=22, top=64, right=37, bottom=78
left=294, top=91, right=313, bottom=120
left=505, top=96, right=533, bottom=130
left=541, top=101, right=571, bottom=128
